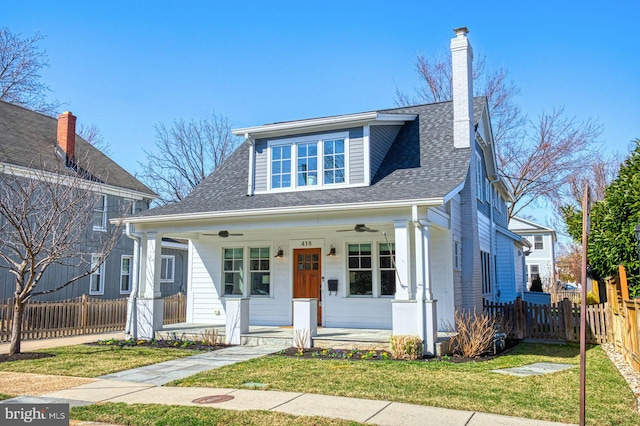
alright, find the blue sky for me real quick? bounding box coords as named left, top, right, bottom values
left=4, top=1, right=639, bottom=225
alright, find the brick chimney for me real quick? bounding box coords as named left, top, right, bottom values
left=57, top=111, right=77, bottom=160
left=450, top=27, right=474, bottom=149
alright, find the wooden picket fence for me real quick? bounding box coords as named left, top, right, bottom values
left=484, top=298, right=609, bottom=344
left=606, top=266, right=640, bottom=374
left=550, top=290, right=582, bottom=304
left=0, top=293, right=187, bottom=343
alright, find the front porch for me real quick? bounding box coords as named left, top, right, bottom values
left=157, top=322, right=454, bottom=355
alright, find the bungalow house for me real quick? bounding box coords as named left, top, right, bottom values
left=122, top=27, right=524, bottom=355
left=509, top=216, right=557, bottom=290
left=0, top=101, right=186, bottom=301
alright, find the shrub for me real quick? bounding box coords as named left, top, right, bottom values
left=389, top=335, right=423, bottom=360
left=586, top=291, right=600, bottom=305
left=530, top=276, right=544, bottom=292
left=451, top=309, right=507, bottom=358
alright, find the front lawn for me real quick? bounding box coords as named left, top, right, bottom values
left=171, top=343, right=639, bottom=426
left=0, top=344, right=199, bottom=377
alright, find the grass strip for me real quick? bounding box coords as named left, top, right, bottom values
left=71, top=402, right=363, bottom=426
left=171, top=343, right=639, bottom=426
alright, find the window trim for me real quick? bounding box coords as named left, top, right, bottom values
left=379, top=242, right=396, bottom=297
left=93, top=194, right=107, bottom=231
left=89, top=254, right=105, bottom=295
left=160, top=255, right=175, bottom=283
left=475, top=153, right=483, bottom=200
left=267, top=131, right=350, bottom=193
left=481, top=250, right=491, bottom=296
left=347, top=242, right=374, bottom=297
left=223, top=247, right=245, bottom=297
left=453, top=238, right=461, bottom=271
left=120, top=255, right=133, bottom=294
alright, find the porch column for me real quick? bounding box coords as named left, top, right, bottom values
left=225, top=298, right=249, bottom=345
left=293, top=298, right=317, bottom=348
left=393, top=220, right=412, bottom=299
left=136, top=232, right=164, bottom=339
left=415, top=221, right=438, bottom=356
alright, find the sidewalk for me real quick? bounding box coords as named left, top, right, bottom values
left=0, top=343, right=577, bottom=426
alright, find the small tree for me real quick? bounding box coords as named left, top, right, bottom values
left=529, top=277, right=544, bottom=293
left=0, top=159, right=123, bottom=354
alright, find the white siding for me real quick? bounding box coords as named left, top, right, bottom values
left=477, top=213, right=490, bottom=252
left=495, top=233, right=516, bottom=302
left=430, top=227, right=455, bottom=330
left=188, top=240, right=225, bottom=324
left=450, top=195, right=463, bottom=310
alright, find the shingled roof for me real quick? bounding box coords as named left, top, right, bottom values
left=0, top=101, right=155, bottom=196
left=133, top=98, right=486, bottom=219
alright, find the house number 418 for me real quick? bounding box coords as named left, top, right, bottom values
left=301, top=241, right=313, bottom=247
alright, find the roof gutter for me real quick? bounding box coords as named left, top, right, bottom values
left=116, top=197, right=445, bottom=225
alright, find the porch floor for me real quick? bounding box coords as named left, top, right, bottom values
left=158, top=323, right=453, bottom=354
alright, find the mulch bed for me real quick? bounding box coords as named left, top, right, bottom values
left=89, top=338, right=232, bottom=351
left=275, top=339, right=520, bottom=363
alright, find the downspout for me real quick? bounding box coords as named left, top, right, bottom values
left=246, top=133, right=255, bottom=196
left=125, top=222, right=141, bottom=339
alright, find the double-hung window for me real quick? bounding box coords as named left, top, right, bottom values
left=481, top=251, right=491, bottom=296
left=379, top=243, right=395, bottom=296
left=249, top=247, right=270, bottom=296
left=534, top=236, right=544, bottom=250
left=269, top=132, right=347, bottom=191
left=223, top=248, right=244, bottom=295
left=93, top=195, right=107, bottom=231
left=348, top=243, right=372, bottom=295
left=160, top=255, right=175, bottom=283
left=120, top=255, right=132, bottom=294
left=475, top=154, right=483, bottom=200
left=90, top=254, right=105, bottom=295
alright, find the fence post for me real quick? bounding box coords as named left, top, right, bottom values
left=81, top=294, right=88, bottom=334
left=514, top=297, right=524, bottom=339
left=562, top=298, right=574, bottom=342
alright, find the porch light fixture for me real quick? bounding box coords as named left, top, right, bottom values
left=275, top=247, right=284, bottom=258
left=327, top=245, right=336, bottom=257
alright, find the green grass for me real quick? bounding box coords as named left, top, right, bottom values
left=0, top=393, right=10, bottom=400
left=0, top=344, right=200, bottom=377
left=171, top=343, right=639, bottom=426
left=71, top=403, right=363, bottom=426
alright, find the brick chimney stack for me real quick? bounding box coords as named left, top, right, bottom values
left=57, top=111, right=77, bottom=160
left=450, top=27, right=474, bottom=149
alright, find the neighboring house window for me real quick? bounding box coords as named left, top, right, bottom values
left=90, top=254, right=105, bottom=295
left=249, top=247, right=270, bottom=296
left=223, top=248, right=244, bottom=295
left=271, top=145, right=292, bottom=189
left=93, top=195, right=107, bottom=231
left=120, top=255, right=132, bottom=294
left=475, top=154, right=483, bottom=200
left=323, top=139, right=345, bottom=184
left=485, top=178, right=490, bottom=203
left=348, top=243, right=372, bottom=296
left=160, top=255, right=175, bottom=283
left=379, top=243, right=395, bottom=296
left=268, top=132, right=348, bottom=191
left=481, top=251, right=491, bottom=296
left=453, top=239, right=461, bottom=271
left=527, top=264, right=540, bottom=285
left=297, top=143, right=318, bottom=186
left=534, top=235, right=544, bottom=250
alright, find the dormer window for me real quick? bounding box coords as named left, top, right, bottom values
left=268, top=132, right=348, bottom=192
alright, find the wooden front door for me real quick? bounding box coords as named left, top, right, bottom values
left=293, top=248, right=322, bottom=324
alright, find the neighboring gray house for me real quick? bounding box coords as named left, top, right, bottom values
left=509, top=216, right=557, bottom=290
left=0, top=101, right=186, bottom=301
left=122, top=28, right=526, bottom=355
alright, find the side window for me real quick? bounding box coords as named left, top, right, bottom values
left=223, top=248, right=244, bottom=295
left=475, top=154, right=483, bottom=200
left=271, top=145, right=292, bottom=189
left=93, top=194, right=107, bottom=231
left=453, top=239, right=461, bottom=271
left=161, top=255, right=175, bottom=283
left=120, top=255, right=132, bottom=294
left=379, top=243, right=395, bottom=296
left=90, top=254, right=105, bottom=295
left=249, top=247, right=270, bottom=296
left=534, top=236, right=544, bottom=250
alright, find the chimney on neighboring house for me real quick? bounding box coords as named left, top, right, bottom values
left=57, top=111, right=77, bottom=161
left=450, top=26, right=474, bottom=149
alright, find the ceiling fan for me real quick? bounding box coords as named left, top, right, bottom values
left=202, top=230, right=244, bottom=238
left=336, top=224, right=379, bottom=233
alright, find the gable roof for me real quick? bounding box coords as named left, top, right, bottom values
left=508, top=216, right=557, bottom=240
left=130, top=98, right=487, bottom=221
left=0, top=101, right=155, bottom=197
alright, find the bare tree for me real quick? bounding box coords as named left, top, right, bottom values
left=0, top=160, right=123, bottom=354
left=138, top=112, right=240, bottom=205
left=396, top=50, right=602, bottom=220
left=0, top=27, right=59, bottom=115
left=78, top=123, right=112, bottom=157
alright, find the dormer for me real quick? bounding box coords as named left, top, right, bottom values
left=233, top=112, right=417, bottom=195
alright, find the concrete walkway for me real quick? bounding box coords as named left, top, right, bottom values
left=0, top=342, right=576, bottom=426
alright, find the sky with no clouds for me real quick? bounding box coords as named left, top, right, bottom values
left=3, top=0, right=639, bottom=226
